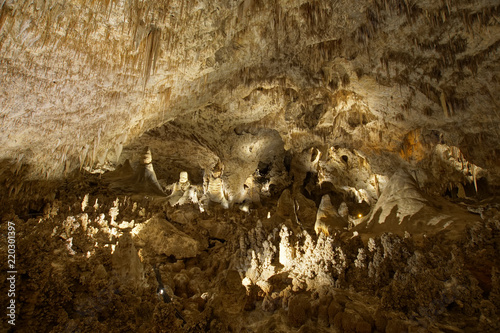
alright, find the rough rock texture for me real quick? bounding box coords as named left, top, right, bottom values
left=1, top=0, right=500, bottom=332
left=132, top=216, right=204, bottom=259
left=1, top=173, right=500, bottom=332
left=1, top=0, right=499, bottom=195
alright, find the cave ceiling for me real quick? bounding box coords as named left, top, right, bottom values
left=1, top=0, right=500, bottom=195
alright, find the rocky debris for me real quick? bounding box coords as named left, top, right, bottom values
left=288, top=294, right=312, bottom=327
left=197, top=218, right=235, bottom=241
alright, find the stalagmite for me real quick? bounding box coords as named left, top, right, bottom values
left=166, top=171, right=200, bottom=206
left=130, top=147, right=166, bottom=196
left=473, top=164, right=478, bottom=193
left=314, top=194, right=347, bottom=236
left=81, top=193, right=89, bottom=212
left=202, top=162, right=229, bottom=209
left=112, top=232, right=144, bottom=285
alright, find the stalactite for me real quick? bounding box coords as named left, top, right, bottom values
left=80, top=144, right=89, bottom=170
left=143, top=25, right=161, bottom=88
left=440, top=91, right=449, bottom=118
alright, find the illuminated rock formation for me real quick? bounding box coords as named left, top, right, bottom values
left=166, top=171, right=200, bottom=206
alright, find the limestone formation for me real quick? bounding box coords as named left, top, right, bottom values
left=315, top=194, right=348, bottom=236
left=1, top=0, right=500, bottom=332
left=111, top=232, right=144, bottom=286
left=201, top=162, right=229, bottom=209
left=368, top=169, right=428, bottom=226
left=131, top=147, right=166, bottom=196
left=166, top=171, right=200, bottom=207
left=107, top=147, right=166, bottom=196
left=132, top=217, right=203, bottom=259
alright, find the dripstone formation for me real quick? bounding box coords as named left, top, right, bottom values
left=1, top=0, right=499, bottom=332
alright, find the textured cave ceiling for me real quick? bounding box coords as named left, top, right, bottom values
left=1, top=0, right=499, bottom=197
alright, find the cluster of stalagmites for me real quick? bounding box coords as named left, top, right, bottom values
left=2, top=186, right=499, bottom=332
left=106, top=147, right=232, bottom=211
left=1, top=148, right=499, bottom=332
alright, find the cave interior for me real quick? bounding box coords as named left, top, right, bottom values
left=1, top=0, right=500, bottom=332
